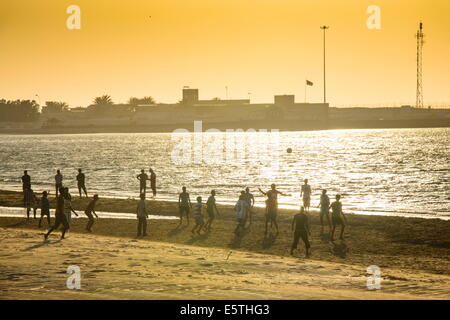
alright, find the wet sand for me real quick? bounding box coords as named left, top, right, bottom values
left=0, top=190, right=449, bottom=299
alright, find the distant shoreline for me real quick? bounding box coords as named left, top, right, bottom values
left=0, top=189, right=447, bottom=221
left=0, top=118, right=449, bottom=135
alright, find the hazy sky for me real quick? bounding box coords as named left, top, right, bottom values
left=1, top=0, right=449, bottom=107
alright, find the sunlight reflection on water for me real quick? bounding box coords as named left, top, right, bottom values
left=0, top=128, right=448, bottom=219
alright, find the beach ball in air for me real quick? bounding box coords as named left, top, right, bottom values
left=287, top=148, right=292, bottom=153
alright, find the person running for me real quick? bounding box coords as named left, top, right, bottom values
left=290, top=206, right=311, bottom=257
left=45, top=188, right=69, bottom=240
left=178, top=186, right=192, bottom=225
left=191, top=196, right=205, bottom=235
left=76, top=169, right=88, bottom=198
left=63, top=187, right=78, bottom=227
left=318, top=189, right=331, bottom=234
left=204, top=190, right=219, bottom=231
left=300, top=179, right=312, bottom=212
left=234, top=194, right=249, bottom=236
left=24, top=187, right=38, bottom=220
left=149, top=168, right=156, bottom=197
left=330, top=194, right=347, bottom=241
left=55, top=170, right=63, bottom=197
left=243, top=187, right=255, bottom=227
left=84, top=194, right=99, bottom=232
left=259, top=184, right=290, bottom=235
left=136, top=169, right=148, bottom=196
left=38, top=191, right=51, bottom=228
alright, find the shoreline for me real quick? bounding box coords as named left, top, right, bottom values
left=0, top=188, right=447, bottom=221
left=1, top=190, right=449, bottom=277
left=1, top=119, right=449, bottom=135
left=1, top=189, right=449, bottom=299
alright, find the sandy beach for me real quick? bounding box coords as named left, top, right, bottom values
left=0, top=190, right=449, bottom=299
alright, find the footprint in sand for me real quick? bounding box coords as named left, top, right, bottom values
left=236, top=270, right=248, bottom=274
left=385, top=275, right=409, bottom=281
left=174, top=262, right=189, bottom=266
left=128, top=262, right=141, bottom=267
left=200, top=263, right=214, bottom=267
left=91, top=269, right=106, bottom=273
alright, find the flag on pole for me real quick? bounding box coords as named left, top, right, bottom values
left=306, top=80, right=313, bottom=86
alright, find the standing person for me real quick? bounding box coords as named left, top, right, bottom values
left=234, top=194, right=249, bottom=236
left=84, top=194, right=99, bottom=232
left=136, top=169, right=148, bottom=196
left=21, top=170, right=31, bottom=192
left=38, top=191, right=51, bottom=228
left=24, top=188, right=38, bottom=220
left=149, top=168, right=156, bottom=197
left=55, top=170, right=63, bottom=197
left=300, top=179, right=312, bottom=212
left=243, top=187, right=255, bottom=227
left=191, top=196, right=205, bottom=235
left=76, top=169, right=88, bottom=198
left=21, top=170, right=31, bottom=206
left=136, top=193, right=148, bottom=237
left=204, top=190, right=220, bottom=231
left=21, top=170, right=31, bottom=190
left=178, top=186, right=192, bottom=225
left=63, top=187, right=78, bottom=227
left=45, top=187, right=69, bottom=240
left=318, top=189, right=331, bottom=234
left=330, top=194, right=347, bottom=241
left=259, top=184, right=290, bottom=235
left=290, top=206, right=311, bottom=257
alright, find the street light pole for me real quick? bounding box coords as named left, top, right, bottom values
left=320, top=26, right=329, bottom=104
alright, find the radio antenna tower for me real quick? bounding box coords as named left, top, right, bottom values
left=415, top=22, right=424, bottom=108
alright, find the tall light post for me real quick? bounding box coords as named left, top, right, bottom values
left=320, top=26, right=329, bottom=104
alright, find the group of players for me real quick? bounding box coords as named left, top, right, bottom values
left=170, top=179, right=347, bottom=258
left=20, top=170, right=347, bottom=257
left=21, top=169, right=99, bottom=239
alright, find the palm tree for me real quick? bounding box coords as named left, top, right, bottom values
left=141, top=96, right=156, bottom=104
left=128, top=96, right=156, bottom=105
left=93, top=95, right=113, bottom=106
left=43, top=101, right=69, bottom=113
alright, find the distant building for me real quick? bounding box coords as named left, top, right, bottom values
left=274, top=95, right=295, bottom=106
left=182, top=88, right=199, bottom=105
left=42, top=87, right=330, bottom=127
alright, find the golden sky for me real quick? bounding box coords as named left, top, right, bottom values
left=0, top=0, right=449, bottom=107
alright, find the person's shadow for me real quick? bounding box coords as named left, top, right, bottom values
left=320, top=231, right=331, bottom=243
left=330, top=240, right=348, bottom=258
left=22, top=239, right=61, bottom=251
left=230, top=227, right=249, bottom=248
left=4, top=221, right=27, bottom=228
left=168, top=224, right=187, bottom=237
left=187, top=231, right=209, bottom=244
left=262, top=232, right=277, bottom=249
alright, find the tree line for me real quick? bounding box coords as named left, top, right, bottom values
left=0, top=95, right=156, bottom=122
left=0, top=99, right=40, bottom=122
